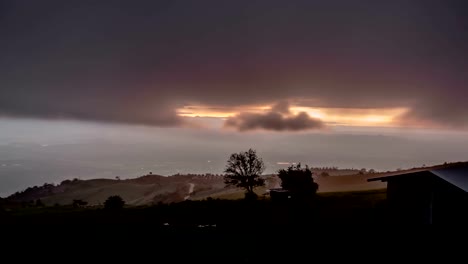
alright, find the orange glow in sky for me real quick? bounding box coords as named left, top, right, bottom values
left=289, top=106, right=408, bottom=127
left=177, top=104, right=409, bottom=127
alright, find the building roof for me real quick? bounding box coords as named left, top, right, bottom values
left=368, top=163, right=468, bottom=192
left=431, top=166, right=468, bottom=192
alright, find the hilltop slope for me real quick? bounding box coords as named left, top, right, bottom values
left=8, top=162, right=465, bottom=206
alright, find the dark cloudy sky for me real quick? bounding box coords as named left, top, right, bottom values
left=1, top=0, right=468, bottom=129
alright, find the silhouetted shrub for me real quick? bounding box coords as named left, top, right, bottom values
left=320, top=172, right=330, bottom=177
left=277, top=163, right=318, bottom=201
left=104, top=195, right=125, bottom=210
left=60, top=179, right=71, bottom=185
left=35, top=199, right=44, bottom=207
left=72, top=199, right=88, bottom=208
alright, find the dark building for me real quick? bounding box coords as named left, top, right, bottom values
left=368, top=164, right=468, bottom=224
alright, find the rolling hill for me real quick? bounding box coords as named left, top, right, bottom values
left=7, top=162, right=465, bottom=206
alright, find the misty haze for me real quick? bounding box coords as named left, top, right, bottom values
left=1, top=118, right=467, bottom=196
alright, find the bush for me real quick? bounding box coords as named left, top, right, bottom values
left=277, top=163, right=319, bottom=201
left=104, top=195, right=125, bottom=210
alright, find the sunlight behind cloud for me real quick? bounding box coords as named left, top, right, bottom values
left=178, top=105, right=409, bottom=128
left=177, top=105, right=268, bottom=118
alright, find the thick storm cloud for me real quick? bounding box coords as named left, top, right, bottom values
left=225, top=102, right=324, bottom=131
left=1, top=1, right=467, bottom=127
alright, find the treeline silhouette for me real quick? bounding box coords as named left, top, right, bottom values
left=0, top=190, right=387, bottom=226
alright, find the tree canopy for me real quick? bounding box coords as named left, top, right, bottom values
left=224, top=149, right=265, bottom=199
left=277, top=163, right=318, bottom=200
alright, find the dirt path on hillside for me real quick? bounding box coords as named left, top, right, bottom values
left=184, top=183, right=195, bottom=200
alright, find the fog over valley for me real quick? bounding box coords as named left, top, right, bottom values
left=1, top=119, right=467, bottom=197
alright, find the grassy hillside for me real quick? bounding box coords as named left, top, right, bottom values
left=1, top=189, right=388, bottom=225
left=7, top=162, right=465, bottom=206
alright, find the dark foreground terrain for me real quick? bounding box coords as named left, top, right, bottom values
left=1, top=189, right=387, bottom=225
left=1, top=189, right=465, bottom=262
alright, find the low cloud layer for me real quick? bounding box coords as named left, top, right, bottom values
left=225, top=102, right=324, bottom=131
left=1, top=1, right=468, bottom=128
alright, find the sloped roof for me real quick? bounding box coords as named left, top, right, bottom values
left=431, top=166, right=468, bottom=192
left=368, top=163, right=468, bottom=192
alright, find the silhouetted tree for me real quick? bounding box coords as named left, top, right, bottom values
left=277, top=163, right=318, bottom=200
left=224, top=149, right=265, bottom=200
left=320, top=171, right=330, bottom=177
left=60, top=179, right=71, bottom=185
left=104, top=195, right=125, bottom=210
left=35, top=199, right=44, bottom=207
left=72, top=199, right=88, bottom=208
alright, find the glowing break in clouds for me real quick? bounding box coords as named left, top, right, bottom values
left=290, top=106, right=409, bottom=127
left=178, top=103, right=409, bottom=128
left=2, top=1, right=468, bottom=128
